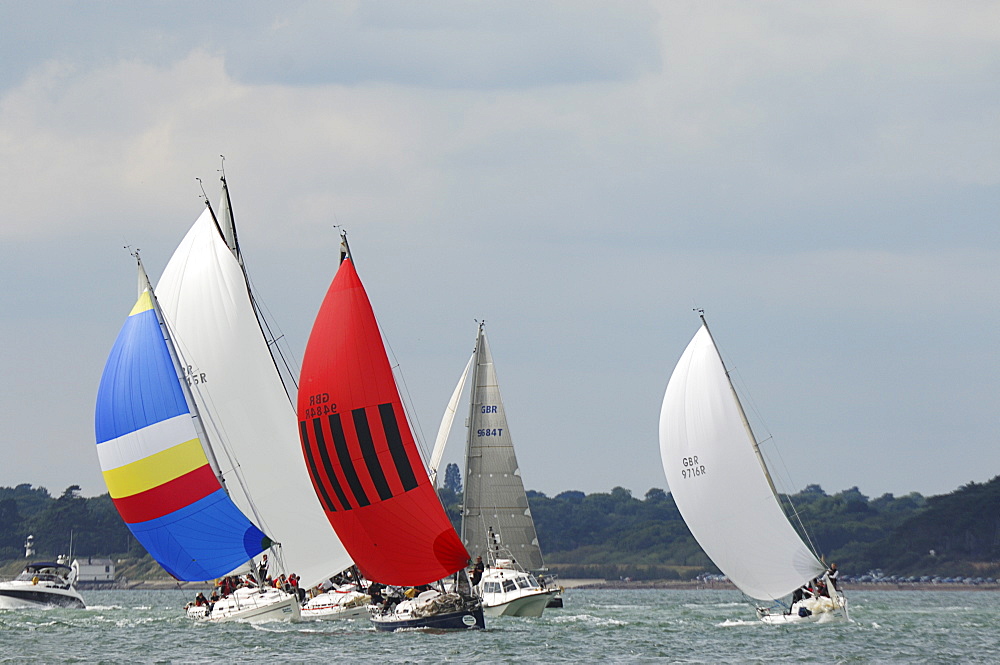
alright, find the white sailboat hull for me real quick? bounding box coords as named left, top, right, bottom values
left=757, top=593, right=849, bottom=624
left=188, top=587, right=300, bottom=623
left=301, top=589, right=370, bottom=620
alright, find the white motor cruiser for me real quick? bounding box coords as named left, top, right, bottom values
left=475, top=558, right=555, bottom=618
left=0, top=561, right=85, bottom=609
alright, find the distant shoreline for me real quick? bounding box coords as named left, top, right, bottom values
left=95, top=578, right=1000, bottom=592
left=572, top=579, right=1000, bottom=592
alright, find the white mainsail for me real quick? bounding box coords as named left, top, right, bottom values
left=461, top=325, right=545, bottom=571
left=659, top=323, right=825, bottom=601
left=156, top=206, right=352, bottom=587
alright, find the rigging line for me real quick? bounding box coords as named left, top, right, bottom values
left=157, top=300, right=278, bottom=550
left=378, top=320, right=431, bottom=463
left=243, top=272, right=301, bottom=393
left=170, top=334, right=275, bottom=540
left=718, top=334, right=822, bottom=559
left=732, top=360, right=819, bottom=550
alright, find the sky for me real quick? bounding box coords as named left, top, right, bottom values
left=1, top=1, right=997, bottom=505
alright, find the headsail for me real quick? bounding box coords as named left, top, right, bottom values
left=297, top=255, right=469, bottom=587
left=428, top=351, right=474, bottom=485
left=461, top=324, right=545, bottom=571
left=94, top=262, right=270, bottom=581
left=156, top=206, right=352, bottom=587
left=659, top=322, right=825, bottom=601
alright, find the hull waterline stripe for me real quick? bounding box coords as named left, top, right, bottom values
left=379, top=403, right=418, bottom=492
left=300, top=421, right=336, bottom=512
left=350, top=408, right=392, bottom=501
left=312, top=417, right=353, bottom=511
left=332, top=412, right=371, bottom=507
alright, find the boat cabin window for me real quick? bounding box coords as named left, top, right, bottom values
left=483, top=581, right=501, bottom=594
left=502, top=579, right=517, bottom=592
left=16, top=572, right=60, bottom=583
left=515, top=576, right=531, bottom=589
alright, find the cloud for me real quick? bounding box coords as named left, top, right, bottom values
left=220, top=0, right=662, bottom=88
left=0, top=1, right=998, bottom=500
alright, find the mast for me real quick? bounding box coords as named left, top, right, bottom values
left=217, top=165, right=241, bottom=260
left=698, top=311, right=780, bottom=499
left=133, top=252, right=228, bottom=488
left=339, top=230, right=352, bottom=264
left=460, top=322, right=485, bottom=547
left=206, top=171, right=300, bottom=401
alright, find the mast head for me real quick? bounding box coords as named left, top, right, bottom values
left=338, top=229, right=352, bottom=265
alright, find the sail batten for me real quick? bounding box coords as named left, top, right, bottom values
left=659, top=324, right=825, bottom=601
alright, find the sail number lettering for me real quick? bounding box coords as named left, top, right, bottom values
left=477, top=428, right=504, bottom=437
left=303, top=393, right=337, bottom=418
left=185, top=365, right=207, bottom=386
left=481, top=405, right=498, bottom=413
left=681, top=456, right=706, bottom=479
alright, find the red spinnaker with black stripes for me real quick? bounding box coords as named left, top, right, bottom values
left=297, top=257, right=470, bottom=586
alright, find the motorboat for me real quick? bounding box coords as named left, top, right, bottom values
left=475, top=558, right=555, bottom=618
left=0, top=561, right=85, bottom=609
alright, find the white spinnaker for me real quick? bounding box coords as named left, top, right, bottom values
left=462, top=328, right=544, bottom=571
left=429, top=351, right=475, bottom=485
left=659, top=325, right=825, bottom=601
left=157, top=208, right=352, bottom=587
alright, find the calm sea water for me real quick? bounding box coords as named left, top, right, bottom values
left=2, top=588, right=998, bottom=663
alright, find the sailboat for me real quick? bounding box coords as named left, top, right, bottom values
left=296, top=234, right=485, bottom=631
left=95, top=254, right=298, bottom=623
left=658, top=313, right=847, bottom=624
left=154, top=177, right=355, bottom=620
left=431, top=322, right=556, bottom=617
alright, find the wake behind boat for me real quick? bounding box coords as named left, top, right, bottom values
left=0, top=561, right=85, bottom=609
left=658, top=313, right=847, bottom=624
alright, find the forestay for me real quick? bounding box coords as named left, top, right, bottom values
left=659, top=324, right=825, bottom=601
left=156, top=209, right=352, bottom=587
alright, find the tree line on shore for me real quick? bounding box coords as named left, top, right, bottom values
left=4, top=471, right=1000, bottom=581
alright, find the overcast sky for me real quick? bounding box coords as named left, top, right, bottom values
left=1, top=1, right=997, bottom=505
